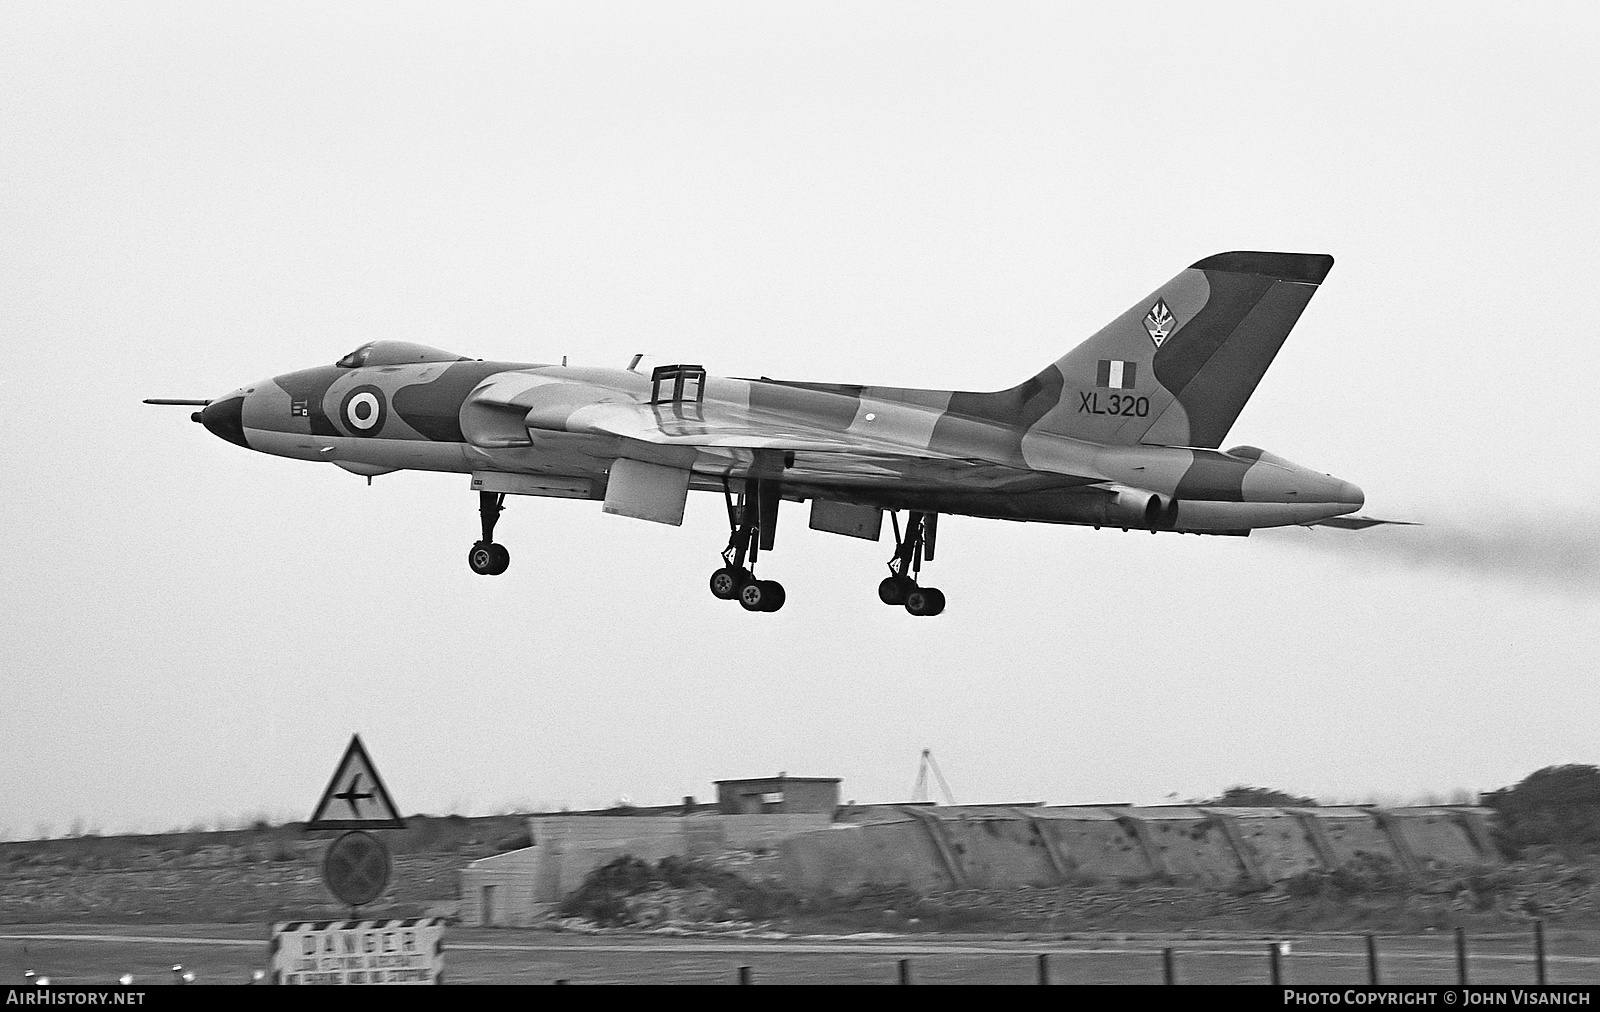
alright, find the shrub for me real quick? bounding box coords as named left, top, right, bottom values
left=1284, top=852, right=1406, bottom=898
left=558, top=855, right=798, bottom=926
left=1204, top=786, right=1318, bottom=807
left=1482, top=765, right=1600, bottom=859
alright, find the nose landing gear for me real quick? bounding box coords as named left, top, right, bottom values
left=468, top=491, right=510, bottom=576
left=880, top=511, right=945, bottom=616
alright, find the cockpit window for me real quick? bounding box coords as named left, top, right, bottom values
left=335, top=340, right=470, bottom=368
left=336, top=343, right=375, bottom=369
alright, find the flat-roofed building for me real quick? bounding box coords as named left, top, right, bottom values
left=715, top=775, right=841, bottom=815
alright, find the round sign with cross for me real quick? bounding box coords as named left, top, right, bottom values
left=322, top=830, right=392, bottom=908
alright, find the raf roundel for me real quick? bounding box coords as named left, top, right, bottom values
left=340, top=385, right=388, bottom=437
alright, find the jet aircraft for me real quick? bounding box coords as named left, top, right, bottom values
left=148, top=251, right=1391, bottom=616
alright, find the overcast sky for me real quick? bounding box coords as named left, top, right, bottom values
left=3, top=2, right=1598, bottom=838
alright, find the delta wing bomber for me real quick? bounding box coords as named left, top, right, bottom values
left=148, top=251, right=1398, bottom=615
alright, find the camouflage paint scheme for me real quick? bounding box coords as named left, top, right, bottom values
left=194, top=252, right=1364, bottom=539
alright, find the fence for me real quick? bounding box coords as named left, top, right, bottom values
left=539, top=921, right=1577, bottom=986
left=6, top=921, right=1587, bottom=985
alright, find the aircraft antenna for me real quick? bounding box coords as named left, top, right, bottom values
left=912, top=748, right=957, bottom=805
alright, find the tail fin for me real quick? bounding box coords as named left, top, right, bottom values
left=975, top=251, right=1334, bottom=448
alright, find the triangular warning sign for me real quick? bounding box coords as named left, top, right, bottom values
left=307, top=734, right=406, bottom=830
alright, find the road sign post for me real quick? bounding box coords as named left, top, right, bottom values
left=272, top=734, right=434, bottom=983
left=306, top=733, right=407, bottom=913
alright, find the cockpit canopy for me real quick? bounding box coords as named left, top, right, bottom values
left=335, top=340, right=471, bottom=369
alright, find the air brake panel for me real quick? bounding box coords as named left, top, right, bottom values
left=809, top=500, right=884, bottom=541
left=602, top=458, right=692, bottom=526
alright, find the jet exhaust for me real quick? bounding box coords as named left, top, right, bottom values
left=1262, top=514, right=1600, bottom=596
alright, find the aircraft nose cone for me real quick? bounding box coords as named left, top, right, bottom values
left=1334, top=478, right=1365, bottom=507
left=201, top=394, right=249, bottom=448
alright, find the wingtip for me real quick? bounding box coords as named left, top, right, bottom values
left=1310, top=516, right=1419, bottom=530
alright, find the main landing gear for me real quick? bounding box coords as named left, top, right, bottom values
left=878, top=510, right=946, bottom=616
left=468, top=490, right=511, bottom=576
left=709, top=479, right=785, bottom=612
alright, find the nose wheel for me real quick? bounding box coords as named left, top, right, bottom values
left=881, top=511, right=946, bottom=616
left=469, top=541, right=510, bottom=576
left=468, top=491, right=511, bottom=576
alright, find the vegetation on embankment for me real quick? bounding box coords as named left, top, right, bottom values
left=555, top=850, right=1600, bottom=935
left=0, top=814, right=530, bottom=924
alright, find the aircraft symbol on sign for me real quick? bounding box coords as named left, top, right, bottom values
left=334, top=774, right=375, bottom=817
left=307, top=734, right=406, bottom=831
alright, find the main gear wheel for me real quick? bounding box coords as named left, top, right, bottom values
left=738, top=579, right=787, bottom=613
left=709, top=566, right=752, bottom=600
left=904, top=586, right=945, bottom=617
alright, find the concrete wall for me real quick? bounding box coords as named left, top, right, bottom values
left=456, top=805, right=1501, bottom=925
left=940, top=812, right=1061, bottom=888
left=1226, top=807, right=1326, bottom=881
left=457, top=813, right=832, bottom=927
left=458, top=846, right=542, bottom=928
left=775, top=822, right=950, bottom=893
left=1031, top=809, right=1146, bottom=880
left=1298, top=807, right=1402, bottom=868
left=777, top=805, right=1496, bottom=894
left=1388, top=808, right=1496, bottom=867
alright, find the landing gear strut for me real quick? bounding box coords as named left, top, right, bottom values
left=879, top=511, right=945, bottom=616
left=709, top=478, right=785, bottom=612
left=468, top=491, right=510, bottom=576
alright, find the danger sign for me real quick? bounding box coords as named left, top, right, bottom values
left=270, top=917, right=444, bottom=985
